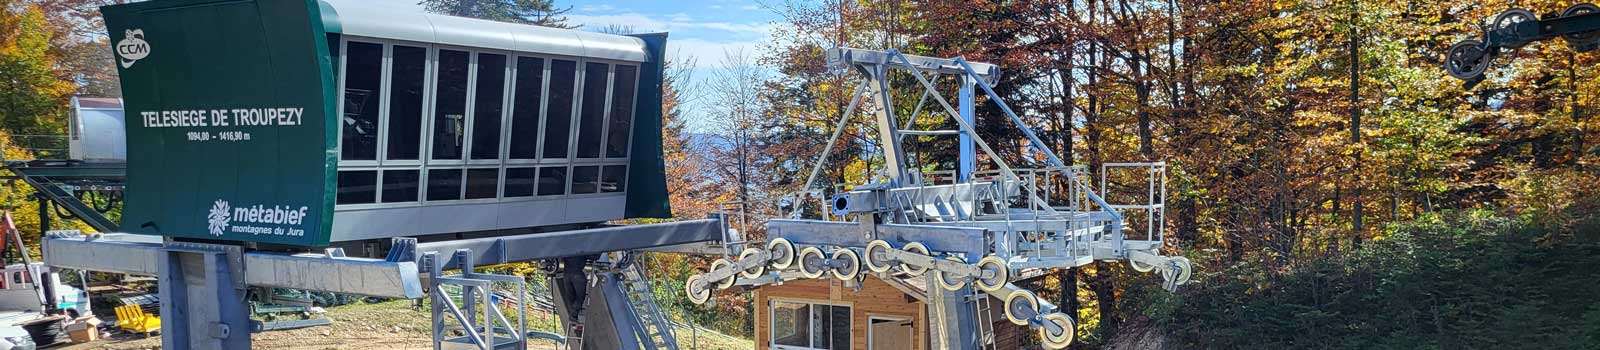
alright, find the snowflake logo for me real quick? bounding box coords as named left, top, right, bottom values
left=207, top=199, right=231, bottom=236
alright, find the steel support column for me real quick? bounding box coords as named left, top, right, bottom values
left=592, top=272, right=643, bottom=350
left=159, top=244, right=251, bottom=349
left=958, top=74, right=976, bottom=182
left=927, top=278, right=979, bottom=350
left=866, top=66, right=913, bottom=185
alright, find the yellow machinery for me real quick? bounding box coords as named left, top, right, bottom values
left=113, top=304, right=160, bottom=336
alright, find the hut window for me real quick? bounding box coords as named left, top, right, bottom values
left=426, top=169, right=463, bottom=201
left=542, top=59, right=576, bottom=159
left=470, top=53, right=507, bottom=160
left=509, top=57, right=545, bottom=159
left=606, top=65, right=637, bottom=158
left=432, top=49, right=470, bottom=160
left=340, top=41, right=382, bottom=161
left=387, top=45, right=427, bottom=161
left=575, top=62, right=608, bottom=159
left=381, top=169, right=419, bottom=203
left=503, top=167, right=537, bottom=197
left=771, top=301, right=852, bottom=350
left=336, top=170, right=377, bottom=204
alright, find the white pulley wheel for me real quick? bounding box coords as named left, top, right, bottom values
left=766, top=238, right=797, bottom=270
left=974, top=256, right=1010, bottom=292
left=798, top=247, right=827, bottom=279
left=1129, top=255, right=1156, bottom=273
left=1003, top=289, right=1041, bottom=326
left=709, top=258, right=737, bottom=289
left=831, top=248, right=862, bottom=281
left=738, top=248, right=768, bottom=279
left=1172, top=256, right=1193, bottom=285
left=685, top=275, right=712, bottom=305
left=899, top=242, right=931, bottom=276
left=1038, top=313, right=1076, bottom=349
left=935, top=256, right=969, bottom=291
left=863, top=240, right=895, bottom=273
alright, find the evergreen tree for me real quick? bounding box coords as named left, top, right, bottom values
left=418, top=0, right=573, bottom=28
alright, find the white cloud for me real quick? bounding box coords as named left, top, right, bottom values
left=565, top=12, right=773, bottom=37
left=578, top=4, right=616, bottom=12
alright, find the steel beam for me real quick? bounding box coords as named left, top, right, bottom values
left=768, top=219, right=990, bottom=259
left=826, top=47, right=1001, bottom=84
left=413, top=219, right=724, bottom=269
left=43, top=232, right=422, bottom=299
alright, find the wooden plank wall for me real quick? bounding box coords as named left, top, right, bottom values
left=754, top=276, right=926, bottom=350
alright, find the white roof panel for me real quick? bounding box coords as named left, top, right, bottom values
left=318, top=0, right=648, bottom=62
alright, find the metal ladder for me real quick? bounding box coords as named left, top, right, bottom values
left=620, top=263, right=679, bottom=350
left=973, top=291, right=998, bottom=350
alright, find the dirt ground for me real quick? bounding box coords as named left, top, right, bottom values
left=55, top=300, right=750, bottom=350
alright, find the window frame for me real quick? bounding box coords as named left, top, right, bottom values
left=382, top=41, right=433, bottom=166
left=505, top=55, right=549, bottom=166
left=604, top=64, right=641, bottom=161
left=466, top=51, right=512, bottom=165
left=573, top=61, right=612, bottom=161
left=425, top=45, right=475, bottom=166
left=539, top=57, right=581, bottom=164
left=769, top=298, right=854, bottom=350
left=333, top=35, right=638, bottom=211
left=335, top=38, right=385, bottom=167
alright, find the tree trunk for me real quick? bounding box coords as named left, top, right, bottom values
left=1348, top=0, right=1365, bottom=247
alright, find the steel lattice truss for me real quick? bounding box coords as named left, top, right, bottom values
left=684, top=48, right=1193, bottom=350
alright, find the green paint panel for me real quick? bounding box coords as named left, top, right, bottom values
left=626, top=33, right=672, bottom=219
left=104, top=0, right=337, bottom=246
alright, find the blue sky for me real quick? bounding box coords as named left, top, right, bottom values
left=371, top=0, right=783, bottom=131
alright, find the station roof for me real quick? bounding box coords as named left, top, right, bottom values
left=73, top=97, right=122, bottom=109
left=317, top=0, right=650, bottom=63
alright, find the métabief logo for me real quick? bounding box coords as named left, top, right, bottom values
left=115, top=29, right=149, bottom=68
left=207, top=199, right=231, bottom=236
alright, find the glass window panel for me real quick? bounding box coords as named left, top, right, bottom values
left=537, top=167, right=566, bottom=196
left=426, top=169, right=463, bottom=201
left=509, top=57, right=544, bottom=159
left=432, top=49, right=470, bottom=160
left=607, top=65, right=637, bottom=158
left=465, top=168, right=499, bottom=199
left=471, top=53, right=506, bottom=160
left=576, top=62, right=608, bottom=158
left=381, top=170, right=419, bottom=203
left=570, top=166, right=599, bottom=194
left=504, top=167, right=537, bottom=197
left=829, top=306, right=851, bottom=350
left=542, top=59, right=576, bottom=159
left=387, top=45, right=427, bottom=160
left=336, top=170, right=377, bottom=204
left=601, top=165, right=626, bottom=193
left=340, top=41, right=382, bottom=161
left=772, top=301, right=810, bottom=347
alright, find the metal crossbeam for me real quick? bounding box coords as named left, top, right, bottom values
left=413, top=218, right=724, bottom=269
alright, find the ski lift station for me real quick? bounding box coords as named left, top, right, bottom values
left=6, top=0, right=1196, bottom=349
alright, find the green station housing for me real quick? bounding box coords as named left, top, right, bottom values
left=102, top=0, right=670, bottom=247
